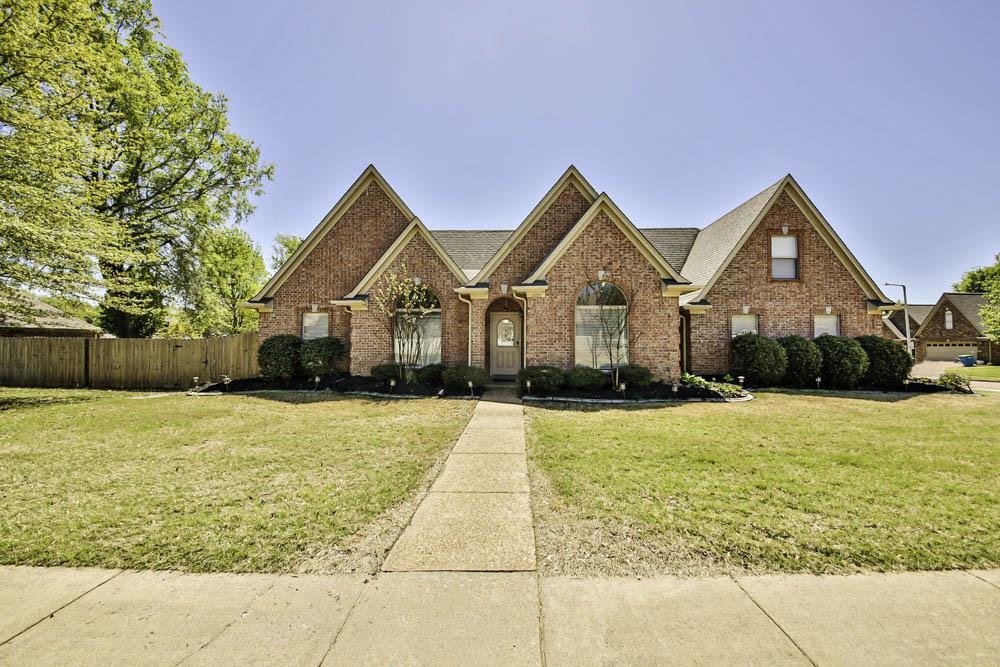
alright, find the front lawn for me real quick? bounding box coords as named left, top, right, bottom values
left=0, top=388, right=473, bottom=573
left=945, top=365, right=1000, bottom=382
left=527, top=391, right=1000, bottom=574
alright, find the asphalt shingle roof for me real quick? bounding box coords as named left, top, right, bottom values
left=886, top=305, right=933, bottom=338
left=943, top=292, right=987, bottom=333
left=0, top=293, right=101, bottom=332
left=431, top=230, right=511, bottom=278
left=640, top=228, right=700, bottom=273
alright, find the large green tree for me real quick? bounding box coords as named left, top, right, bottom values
left=1, top=0, right=272, bottom=335
left=184, top=226, right=266, bottom=336
left=270, top=234, right=302, bottom=271
left=0, top=0, right=113, bottom=318
left=954, top=254, right=1000, bottom=293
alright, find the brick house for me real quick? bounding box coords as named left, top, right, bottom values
left=907, top=293, right=993, bottom=364
left=246, top=166, right=896, bottom=379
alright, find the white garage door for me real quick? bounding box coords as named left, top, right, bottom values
left=924, top=343, right=978, bottom=361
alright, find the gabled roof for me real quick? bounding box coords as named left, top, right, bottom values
left=343, top=218, right=469, bottom=298
left=431, top=230, right=511, bottom=280
left=679, top=175, right=892, bottom=307
left=468, top=166, right=598, bottom=284
left=883, top=304, right=934, bottom=339
left=913, top=292, right=987, bottom=338
left=249, top=165, right=415, bottom=303
left=524, top=193, right=689, bottom=284
left=640, top=228, right=700, bottom=273
left=0, top=293, right=101, bottom=332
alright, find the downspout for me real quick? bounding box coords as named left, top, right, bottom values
left=457, top=293, right=473, bottom=366
left=512, top=290, right=528, bottom=368
left=679, top=313, right=688, bottom=375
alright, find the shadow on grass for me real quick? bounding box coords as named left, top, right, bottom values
left=220, top=389, right=472, bottom=406
left=753, top=387, right=941, bottom=403
left=0, top=394, right=98, bottom=413
left=524, top=399, right=686, bottom=413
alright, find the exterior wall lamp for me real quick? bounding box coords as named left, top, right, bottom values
left=500, top=283, right=508, bottom=295
left=741, top=304, right=750, bottom=315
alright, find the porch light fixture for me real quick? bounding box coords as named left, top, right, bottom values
left=741, top=304, right=750, bottom=315
left=500, top=283, right=509, bottom=295
left=413, top=277, right=422, bottom=285
left=310, top=303, right=318, bottom=312
left=597, top=270, right=607, bottom=280
left=781, top=224, right=789, bottom=235
left=825, top=305, right=833, bottom=315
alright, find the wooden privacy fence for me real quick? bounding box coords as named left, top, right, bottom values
left=0, top=333, right=259, bottom=389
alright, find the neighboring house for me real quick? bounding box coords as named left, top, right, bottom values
left=0, top=294, right=102, bottom=338
left=246, top=166, right=895, bottom=379
left=911, top=292, right=993, bottom=363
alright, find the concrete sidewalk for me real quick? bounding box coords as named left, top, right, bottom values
left=381, top=389, right=535, bottom=572
left=2, top=566, right=998, bottom=665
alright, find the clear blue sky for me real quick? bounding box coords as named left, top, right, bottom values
left=156, top=0, right=998, bottom=304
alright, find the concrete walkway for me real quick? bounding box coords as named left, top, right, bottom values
left=2, top=566, right=999, bottom=665
left=381, top=388, right=535, bottom=572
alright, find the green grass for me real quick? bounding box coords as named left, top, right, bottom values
left=527, top=391, right=1000, bottom=574
left=0, top=388, right=473, bottom=573
left=945, top=365, right=1000, bottom=382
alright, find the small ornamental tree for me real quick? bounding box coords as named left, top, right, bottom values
left=369, top=265, right=439, bottom=383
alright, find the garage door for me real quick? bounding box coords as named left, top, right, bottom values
left=924, top=343, right=978, bottom=361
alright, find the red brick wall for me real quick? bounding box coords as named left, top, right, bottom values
left=259, top=181, right=411, bottom=347
left=471, top=182, right=593, bottom=371
left=525, top=210, right=682, bottom=380
left=348, top=232, right=468, bottom=375
left=689, top=191, right=882, bottom=375
left=914, top=298, right=990, bottom=363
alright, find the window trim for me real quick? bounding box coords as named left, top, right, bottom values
left=770, top=234, right=799, bottom=281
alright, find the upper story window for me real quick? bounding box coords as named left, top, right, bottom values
left=944, top=309, right=954, bottom=330
left=771, top=236, right=799, bottom=280
left=302, top=312, right=329, bottom=340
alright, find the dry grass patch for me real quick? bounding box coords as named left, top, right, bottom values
left=0, top=388, right=473, bottom=573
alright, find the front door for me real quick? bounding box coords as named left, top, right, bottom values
left=490, top=312, right=522, bottom=377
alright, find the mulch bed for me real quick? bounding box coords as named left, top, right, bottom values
left=523, top=381, right=746, bottom=402
left=209, top=375, right=485, bottom=398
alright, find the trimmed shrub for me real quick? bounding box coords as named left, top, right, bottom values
left=778, top=335, right=823, bottom=388
left=731, top=332, right=787, bottom=386
left=857, top=335, right=913, bottom=388
left=371, top=363, right=406, bottom=383
left=258, top=335, right=303, bottom=380
left=517, top=365, right=565, bottom=395
left=565, top=366, right=608, bottom=390
left=615, top=364, right=653, bottom=388
left=813, top=335, right=869, bottom=389
left=300, top=336, right=347, bottom=377
left=442, top=365, right=490, bottom=391
left=415, top=363, right=446, bottom=386
left=937, top=372, right=973, bottom=393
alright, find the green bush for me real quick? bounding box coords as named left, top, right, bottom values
left=300, top=336, right=347, bottom=377
left=565, top=366, right=608, bottom=390
left=258, top=335, right=303, bottom=380
left=813, top=335, right=869, bottom=389
left=415, top=363, right=446, bottom=386
left=857, top=335, right=913, bottom=388
left=517, top=366, right=565, bottom=395
left=938, top=373, right=973, bottom=393
left=778, top=335, right=823, bottom=388
left=615, top=365, right=653, bottom=388
left=731, top=333, right=787, bottom=386
left=371, top=363, right=406, bottom=383
left=442, top=365, right=490, bottom=391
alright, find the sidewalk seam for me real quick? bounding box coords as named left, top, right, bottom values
left=966, top=571, right=1000, bottom=591
left=0, top=568, right=122, bottom=647
left=315, top=575, right=369, bottom=667
left=732, top=578, right=818, bottom=667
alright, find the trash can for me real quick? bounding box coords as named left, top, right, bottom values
left=958, top=355, right=976, bottom=367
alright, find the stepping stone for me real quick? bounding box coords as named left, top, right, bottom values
left=382, top=493, right=535, bottom=571
left=431, top=453, right=529, bottom=493
left=323, top=572, right=540, bottom=666
left=540, top=577, right=808, bottom=666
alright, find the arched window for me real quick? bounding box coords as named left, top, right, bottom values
left=393, top=289, right=441, bottom=366
left=944, top=309, right=954, bottom=330
left=575, top=282, right=628, bottom=370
